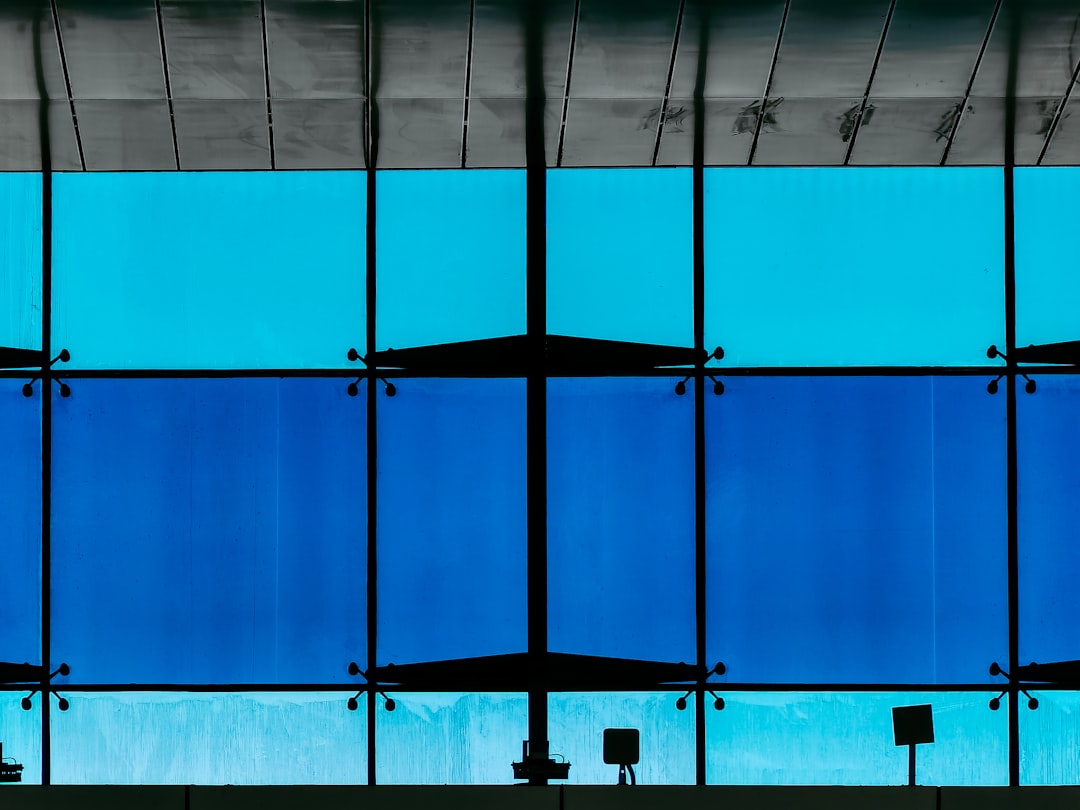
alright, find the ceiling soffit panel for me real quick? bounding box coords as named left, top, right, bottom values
left=265, top=0, right=364, bottom=99
left=75, top=99, right=176, bottom=170
left=0, top=2, right=67, bottom=101
left=161, top=0, right=266, bottom=99
left=172, top=98, right=270, bottom=168
left=272, top=98, right=365, bottom=169
left=0, top=100, right=81, bottom=171
left=371, top=0, right=469, bottom=99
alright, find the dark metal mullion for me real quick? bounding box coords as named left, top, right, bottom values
left=842, top=0, right=897, bottom=166
left=460, top=0, right=476, bottom=169
left=940, top=0, right=1002, bottom=166
left=48, top=0, right=84, bottom=172
left=153, top=0, right=181, bottom=170
left=747, top=0, right=790, bottom=166
left=259, top=0, right=277, bottom=170
left=1036, top=51, right=1080, bottom=164
left=651, top=0, right=686, bottom=167
left=556, top=0, right=581, bottom=168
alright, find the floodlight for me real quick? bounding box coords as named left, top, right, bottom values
left=603, top=728, right=639, bottom=786
left=892, top=704, right=934, bottom=786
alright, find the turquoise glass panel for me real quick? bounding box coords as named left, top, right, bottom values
left=0, top=173, right=41, bottom=352
left=1020, top=691, right=1080, bottom=784
left=548, top=169, right=693, bottom=346
left=548, top=377, right=695, bottom=662
left=50, top=692, right=365, bottom=784
left=376, top=693, right=527, bottom=784
left=549, top=692, right=695, bottom=785
left=704, top=168, right=1003, bottom=365
left=0, top=381, right=40, bottom=665
left=706, top=692, right=1007, bottom=785
left=51, top=379, right=365, bottom=683
left=1016, top=168, right=1080, bottom=347
left=52, top=172, right=364, bottom=369
left=377, top=378, right=526, bottom=664
left=377, top=170, right=526, bottom=348
left=707, top=376, right=1006, bottom=683
left=0, top=692, right=41, bottom=784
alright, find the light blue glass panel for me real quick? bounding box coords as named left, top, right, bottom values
left=704, top=168, right=1004, bottom=365
left=707, top=692, right=1007, bottom=785
left=1016, top=168, right=1080, bottom=347
left=1020, top=691, right=1080, bottom=784
left=377, top=170, right=525, bottom=348
left=0, top=174, right=41, bottom=352
left=51, top=692, right=365, bottom=784
left=51, top=379, right=365, bottom=683
left=378, top=379, right=526, bottom=664
left=0, top=692, right=42, bottom=784
left=548, top=169, right=693, bottom=346
left=376, top=693, right=527, bottom=784
left=549, top=692, right=695, bottom=785
left=52, top=172, right=364, bottom=369
left=1018, top=376, right=1080, bottom=664
left=707, top=377, right=1006, bottom=683
left=548, top=377, right=695, bottom=662
left=0, top=382, right=39, bottom=665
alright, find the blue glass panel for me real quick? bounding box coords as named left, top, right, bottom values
left=51, top=692, right=364, bottom=784
left=707, top=377, right=1006, bottom=683
left=547, top=169, right=693, bottom=346
left=51, top=379, right=365, bottom=683
left=0, top=381, right=40, bottom=665
left=1018, top=376, right=1080, bottom=664
left=377, top=170, right=526, bottom=348
left=548, top=377, right=695, bottom=662
left=376, top=693, right=527, bottom=784
left=707, top=692, right=1006, bottom=785
left=52, top=172, right=364, bottom=369
left=549, top=692, right=695, bottom=785
left=0, top=174, right=41, bottom=352
left=378, top=379, right=526, bottom=664
left=704, top=168, right=1004, bottom=365
left=0, top=693, right=41, bottom=784
left=1016, top=168, right=1080, bottom=347
left=1020, top=691, right=1080, bottom=784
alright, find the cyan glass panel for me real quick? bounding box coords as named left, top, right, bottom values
left=548, top=169, right=693, bottom=346
left=0, top=692, right=42, bottom=784
left=377, top=170, right=525, bottom=348
left=51, top=379, right=365, bottom=683
left=707, top=692, right=1006, bottom=785
left=707, top=377, right=1006, bottom=683
left=0, top=381, right=40, bottom=665
left=1020, top=691, right=1080, bottom=784
left=378, top=379, right=526, bottom=664
left=549, top=692, right=695, bottom=785
left=1018, top=375, right=1080, bottom=664
left=52, top=172, right=364, bottom=369
left=704, top=168, right=1004, bottom=365
left=50, top=692, right=365, bottom=784
left=376, top=692, right=527, bottom=784
left=548, top=377, right=695, bottom=662
left=0, top=174, right=41, bottom=352
left=1016, top=168, right=1080, bottom=347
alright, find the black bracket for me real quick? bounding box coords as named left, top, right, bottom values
left=345, top=661, right=396, bottom=712
left=675, top=661, right=727, bottom=711
left=986, top=346, right=1036, bottom=394
left=988, top=661, right=1039, bottom=710
left=675, top=348, right=725, bottom=397
left=21, top=663, right=71, bottom=712
left=346, top=348, right=396, bottom=397
left=22, top=350, right=71, bottom=398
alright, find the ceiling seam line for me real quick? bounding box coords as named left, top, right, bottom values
left=154, top=0, right=180, bottom=170
left=652, top=0, right=687, bottom=167
left=1036, top=32, right=1080, bottom=164
left=748, top=0, right=791, bottom=166
left=941, top=0, right=1003, bottom=166
left=556, top=0, right=582, bottom=168
left=461, top=0, right=476, bottom=169
left=48, top=0, right=84, bottom=172
left=259, top=0, right=277, bottom=170
left=843, top=0, right=898, bottom=166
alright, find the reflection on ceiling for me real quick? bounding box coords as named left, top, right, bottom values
left=2, top=0, right=1079, bottom=170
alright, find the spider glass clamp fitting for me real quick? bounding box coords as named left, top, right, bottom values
left=22, top=350, right=72, bottom=398
left=21, top=663, right=71, bottom=711
left=987, top=662, right=1039, bottom=710
left=345, top=662, right=396, bottom=711
left=675, top=375, right=725, bottom=396
left=986, top=346, right=1036, bottom=394
left=675, top=661, right=727, bottom=710
left=345, top=348, right=396, bottom=397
